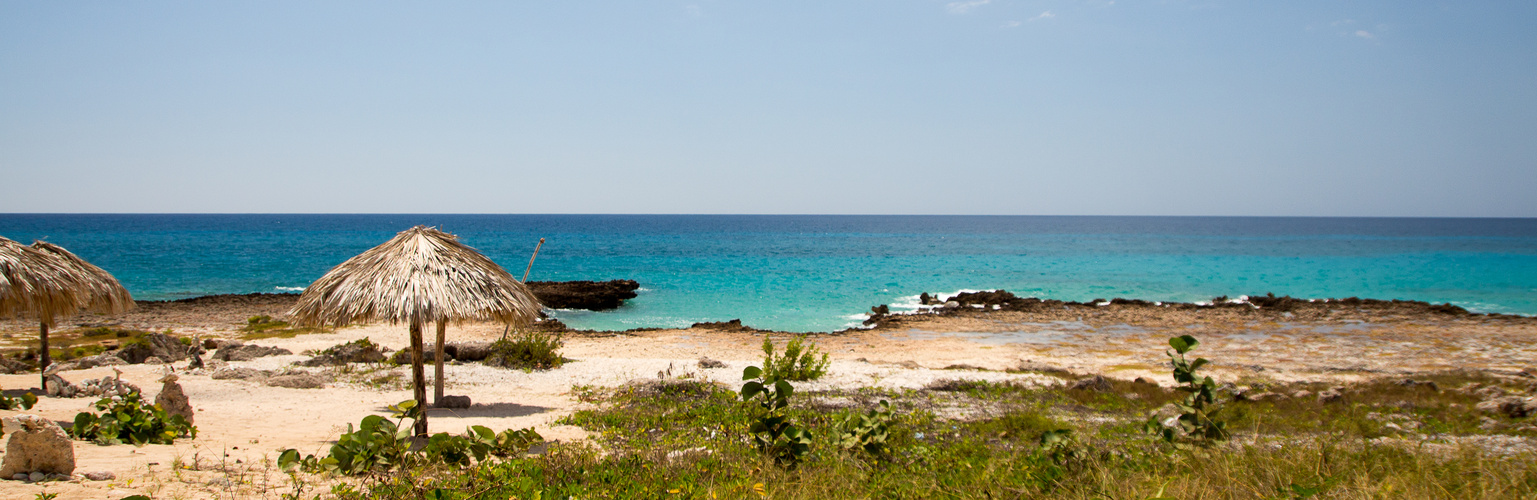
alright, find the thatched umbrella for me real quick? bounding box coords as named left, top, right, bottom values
left=30, top=241, right=135, bottom=389
left=1, top=237, right=133, bottom=390
left=288, top=226, right=540, bottom=435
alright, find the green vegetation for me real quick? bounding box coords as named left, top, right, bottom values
left=271, top=336, right=1537, bottom=499
left=278, top=400, right=543, bottom=476
left=761, top=335, right=830, bottom=381
left=241, top=315, right=330, bottom=340
left=0, top=391, right=36, bottom=411
left=484, top=330, right=566, bottom=370
left=67, top=391, right=196, bottom=446
left=1147, top=334, right=1229, bottom=445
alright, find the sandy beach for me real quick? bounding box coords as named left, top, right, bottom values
left=0, top=294, right=1534, bottom=499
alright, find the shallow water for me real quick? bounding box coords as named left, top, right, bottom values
left=2, top=214, right=1535, bottom=332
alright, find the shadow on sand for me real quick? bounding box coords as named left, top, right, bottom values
left=426, top=402, right=553, bottom=419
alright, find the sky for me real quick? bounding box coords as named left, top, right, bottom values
left=1, top=1, right=1534, bottom=216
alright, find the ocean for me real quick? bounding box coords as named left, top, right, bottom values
left=1, top=214, right=1534, bottom=332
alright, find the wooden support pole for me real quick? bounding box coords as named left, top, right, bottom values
left=434, top=321, right=447, bottom=406
left=410, top=322, right=428, bottom=436
left=39, top=323, right=50, bottom=392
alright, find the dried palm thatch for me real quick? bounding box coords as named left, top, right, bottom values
left=0, top=236, right=95, bottom=327
left=3, top=237, right=133, bottom=391
left=289, top=226, right=540, bottom=329
left=289, top=226, right=541, bottom=435
left=31, top=241, right=134, bottom=316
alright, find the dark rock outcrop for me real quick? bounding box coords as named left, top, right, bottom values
left=527, top=280, right=640, bottom=311
left=212, top=341, right=292, bottom=362
left=115, top=333, right=192, bottom=364
left=690, top=319, right=758, bottom=332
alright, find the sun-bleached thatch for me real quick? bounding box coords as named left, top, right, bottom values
left=289, top=226, right=540, bottom=329
left=31, top=241, right=134, bottom=317
left=288, top=226, right=541, bottom=435
left=0, top=236, right=97, bottom=328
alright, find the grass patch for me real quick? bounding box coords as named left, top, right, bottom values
left=240, top=315, right=330, bottom=340
left=484, top=330, right=568, bottom=370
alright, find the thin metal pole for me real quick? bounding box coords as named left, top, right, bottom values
left=522, top=238, right=545, bottom=282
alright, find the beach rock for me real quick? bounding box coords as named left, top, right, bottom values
left=213, top=341, right=292, bottom=362
left=1476, top=396, right=1537, bottom=418
left=697, top=357, right=726, bottom=369
left=28, top=471, right=44, bottom=482
left=1069, top=375, right=1112, bottom=392
left=1291, top=390, right=1313, bottom=399
left=690, top=319, right=756, bottom=332
left=298, top=339, right=387, bottom=366
left=44, top=374, right=77, bottom=398
left=526, top=280, right=640, bottom=310
left=72, top=376, right=139, bottom=398
left=210, top=367, right=269, bottom=381
left=144, top=356, right=165, bottom=365
left=0, top=415, right=75, bottom=478
left=436, top=395, right=471, bottom=409
left=0, top=357, right=28, bottom=374
left=72, top=354, right=127, bottom=370
left=265, top=373, right=326, bottom=389
left=114, top=333, right=191, bottom=364
left=950, top=290, right=1019, bottom=307
left=154, top=374, right=194, bottom=425
left=1241, top=392, right=1283, bottom=402
left=942, top=301, right=960, bottom=309
left=82, top=471, right=114, bottom=481
left=1316, top=389, right=1345, bottom=403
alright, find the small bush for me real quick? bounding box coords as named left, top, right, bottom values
left=761, top=335, right=830, bottom=382
left=279, top=400, right=543, bottom=475
left=484, top=331, right=566, bottom=370
left=0, top=391, right=36, bottom=410
left=68, top=391, right=196, bottom=446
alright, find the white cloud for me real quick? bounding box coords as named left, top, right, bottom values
left=946, top=0, right=990, bottom=14
left=1354, top=30, right=1373, bottom=39
left=1030, top=10, right=1055, bottom=21
left=1003, top=20, right=1022, bottom=28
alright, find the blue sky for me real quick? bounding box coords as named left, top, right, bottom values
left=2, top=1, right=1534, bottom=216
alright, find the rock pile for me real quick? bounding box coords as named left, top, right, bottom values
left=154, top=374, right=195, bottom=425
left=213, top=340, right=292, bottom=361
left=44, top=373, right=139, bottom=399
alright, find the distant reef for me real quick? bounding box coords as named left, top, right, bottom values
left=138, top=279, right=643, bottom=312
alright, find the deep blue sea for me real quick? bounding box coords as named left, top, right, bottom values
left=1, top=215, right=1534, bottom=332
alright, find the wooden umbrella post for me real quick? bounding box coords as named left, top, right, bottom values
left=434, top=321, right=447, bottom=406
left=39, top=323, right=50, bottom=391
left=522, top=238, right=545, bottom=283
left=410, top=321, right=428, bottom=436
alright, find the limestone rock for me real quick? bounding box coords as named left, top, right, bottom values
left=697, top=357, right=726, bottom=369
left=0, top=357, right=28, bottom=374
left=83, top=471, right=115, bottom=481
left=1069, top=375, right=1112, bottom=392
left=1476, top=396, right=1537, bottom=418
left=297, top=339, right=387, bottom=366
left=115, top=333, right=191, bottom=364
left=213, top=341, right=292, bottom=362
left=44, top=374, right=77, bottom=398
left=154, top=374, right=194, bottom=425
left=211, top=367, right=271, bottom=381
left=0, top=415, right=75, bottom=477
left=265, top=373, right=326, bottom=389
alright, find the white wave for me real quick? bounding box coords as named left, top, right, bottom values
left=274, top=286, right=305, bottom=292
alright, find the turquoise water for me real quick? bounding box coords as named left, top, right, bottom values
left=1, top=215, right=1534, bottom=332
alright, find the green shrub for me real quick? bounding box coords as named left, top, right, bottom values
left=279, top=400, right=543, bottom=475
left=835, top=400, right=893, bottom=456
left=740, top=365, right=813, bottom=467
left=485, top=331, right=565, bottom=370
left=1146, top=335, right=1228, bottom=445
left=761, top=335, right=830, bottom=382
left=67, top=391, right=196, bottom=446
left=0, top=391, right=36, bottom=411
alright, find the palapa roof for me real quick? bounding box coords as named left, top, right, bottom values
left=32, top=241, right=135, bottom=316
left=288, top=226, right=541, bottom=329
left=0, top=236, right=107, bottom=327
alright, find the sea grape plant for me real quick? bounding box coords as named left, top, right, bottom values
left=279, top=400, right=543, bottom=475
left=0, top=391, right=36, bottom=411
left=741, top=365, right=813, bottom=466
left=1147, top=335, right=1229, bottom=445
left=836, top=400, right=894, bottom=457
left=68, top=391, right=196, bottom=446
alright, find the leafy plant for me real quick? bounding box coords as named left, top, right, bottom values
left=1147, top=335, right=1229, bottom=444
left=740, top=365, right=813, bottom=466
left=67, top=391, right=196, bottom=446
left=760, top=335, right=830, bottom=382
left=1037, top=428, right=1084, bottom=465
left=485, top=330, right=566, bottom=370
left=835, top=400, right=893, bottom=456
left=0, top=391, right=36, bottom=411
left=279, top=400, right=543, bottom=475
